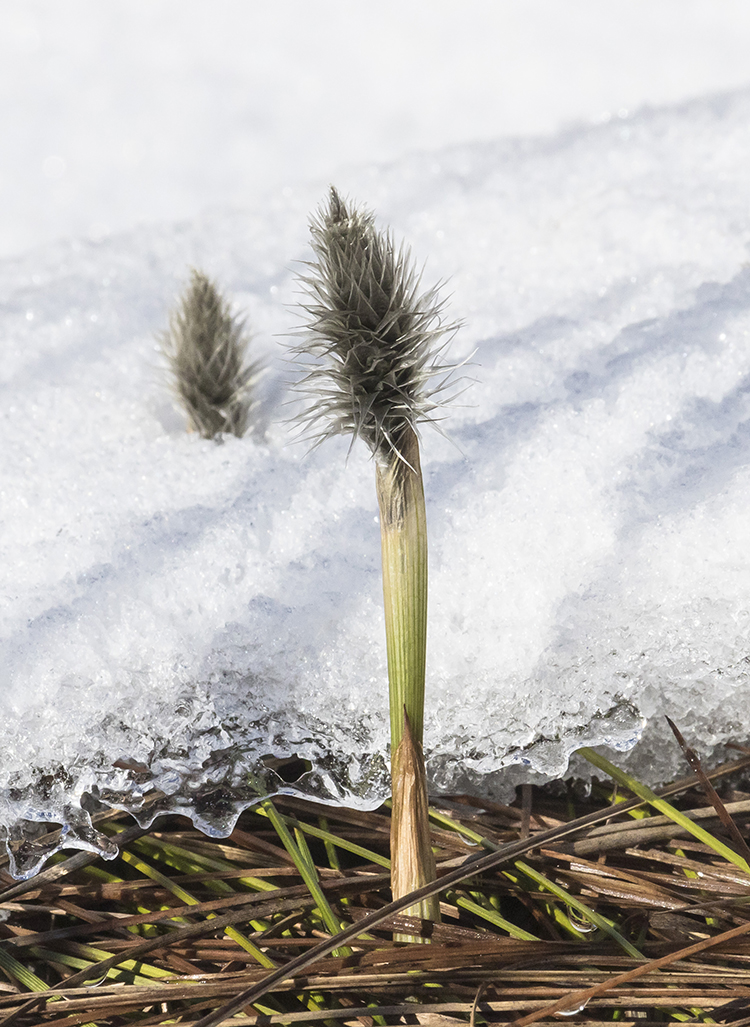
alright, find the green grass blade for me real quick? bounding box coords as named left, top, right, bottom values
left=0, top=947, right=99, bottom=1026
left=52, top=940, right=172, bottom=979
left=318, top=816, right=341, bottom=872
left=126, top=828, right=278, bottom=893
left=0, top=945, right=49, bottom=991
left=119, top=847, right=197, bottom=907
left=275, top=813, right=391, bottom=869
left=118, top=847, right=276, bottom=969
left=579, top=747, right=750, bottom=875
left=428, top=807, right=493, bottom=848
left=428, top=797, right=642, bottom=955
left=28, top=945, right=159, bottom=986
left=261, top=801, right=352, bottom=957
left=513, top=859, right=644, bottom=959
left=443, top=889, right=538, bottom=940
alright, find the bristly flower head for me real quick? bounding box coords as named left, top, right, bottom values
left=294, top=187, right=459, bottom=463
left=161, top=269, right=260, bottom=440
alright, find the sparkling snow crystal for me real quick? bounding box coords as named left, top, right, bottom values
left=4, top=89, right=750, bottom=874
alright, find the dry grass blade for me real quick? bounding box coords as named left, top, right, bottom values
left=667, top=716, right=750, bottom=865
left=571, top=797, right=750, bottom=855
left=511, top=917, right=750, bottom=1025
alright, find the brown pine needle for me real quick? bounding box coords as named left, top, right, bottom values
left=667, top=716, right=750, bottom=865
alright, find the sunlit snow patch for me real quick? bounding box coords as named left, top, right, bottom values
left=4, top=89, right=750, bottom=876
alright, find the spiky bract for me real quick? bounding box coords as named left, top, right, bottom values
left=295, top=187, right=457, bottom=463
left=162, top=269, right=258, bottom=439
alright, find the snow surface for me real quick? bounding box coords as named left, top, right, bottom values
left=4, top=86, right=750, bottom=874
left=7, top=0, right=750, bottom=257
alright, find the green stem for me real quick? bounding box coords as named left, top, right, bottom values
left=376, top=425, right=439, bottom=929
left=376, top=425, right=428, bottom=750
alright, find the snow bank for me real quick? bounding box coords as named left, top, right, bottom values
left=3, top=88, right=750, bottom=875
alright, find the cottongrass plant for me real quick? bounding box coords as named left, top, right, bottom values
left=293, top=187, right=459, bottom=929
left=161, top=269, right=258, bottom=439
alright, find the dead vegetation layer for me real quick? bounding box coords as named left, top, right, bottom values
left=2, top=744, right=750, bottom=1024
